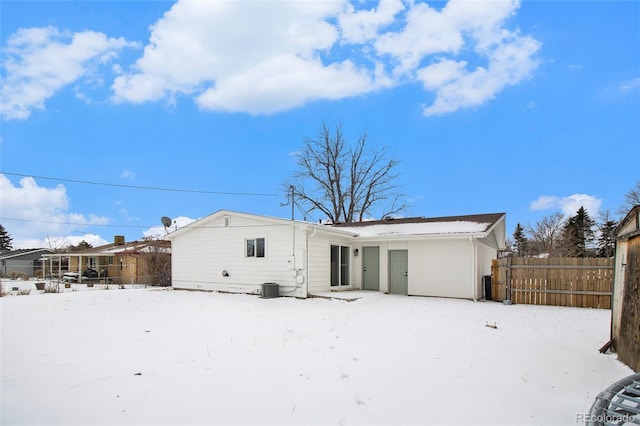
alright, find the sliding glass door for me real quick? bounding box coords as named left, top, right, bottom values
left=330, top=245, right=350, bottom=287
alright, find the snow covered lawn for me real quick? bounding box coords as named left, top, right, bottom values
left=0, top=287, right=633, bottom=425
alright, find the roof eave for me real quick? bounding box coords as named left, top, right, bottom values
left=351, top=231, right=490, bottom=241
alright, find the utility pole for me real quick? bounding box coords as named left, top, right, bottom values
left=289, top=185, right=295, bottom=220
left=281, top=185, right=296, bottom=220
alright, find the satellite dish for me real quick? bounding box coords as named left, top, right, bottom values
left=160, top=216, right=178, bottom=234
left=161, top=216, right=173, bottom=227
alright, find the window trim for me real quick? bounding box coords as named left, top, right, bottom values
left=245, top=237, right=266, bottom=258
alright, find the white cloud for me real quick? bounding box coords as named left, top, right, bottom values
left=195, top=55, right=374, bottom=114
left=3, top=0, right=540, bottom=118
left=414, top=1, right=541, bottom=116
left=530, top=195, right=561, bottom=211
left=619, top=77, right=640, bottom=93
left=111, top=0, right=540, bottom=116
left=0, top=174, right=111, bottom=249
left=339, top=0, right=405, bottom=44
left=530, top=193, right=602, bottom=218
left=1, top=26, right=137, bottom=120
left=112, top=0, right=365, bottom=113
left=375, top=2, right=466, bottom=76
left=416, top=58, right=467, bottom=90
left=20, top=234, right=110, bottom=251
left=143, top=216, right=196, bottom=239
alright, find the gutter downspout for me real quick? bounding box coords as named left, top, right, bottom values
left=305, top=226, right=318, bottom=298
left=470, top=235, right=478, bottom=301
left=282, top=222, right=304, bottom=296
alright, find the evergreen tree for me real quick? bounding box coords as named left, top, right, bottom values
left=513, top=223, right=528, bottom=257
left=561, top=206, right=596, bottom=257
left=0, top=224, right=13, bottom=252
left=597, top=213, right=617, bottom=258
left=67, top=240, right=93, bottom=252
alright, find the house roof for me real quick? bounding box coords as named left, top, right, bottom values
left=332, top=213, right=506, bottom=238
left=165, top=209, right=358, bottom=239
left=615, top=205, right=640, bottom=239
left=0, top=248, right=54, bottom=261
left=41, top=240, right=170, bottom=257
left=166, top=209, right=506, bottom=243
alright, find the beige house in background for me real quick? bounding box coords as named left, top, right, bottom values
left=42, top=237, right=171, bottom=285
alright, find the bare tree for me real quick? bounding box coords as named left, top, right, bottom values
left=527, top=212, right=565, bottom=256
left=287, top=123, right=405, bottom=223
left=141, top=237, right=171, bottom=286
left=617, top=180, right=640, bottom=217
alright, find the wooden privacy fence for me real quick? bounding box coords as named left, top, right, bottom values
left=491, top=257, right=614, bottom=309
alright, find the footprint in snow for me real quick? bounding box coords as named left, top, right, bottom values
left=355, top=394, right=369, bottom=411
left=340, top=367, right=350, bottom=380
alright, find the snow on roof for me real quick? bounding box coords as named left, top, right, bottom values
left=337, top=221, right=490, bottom=237
left=333, top=213, right=504, bottom=237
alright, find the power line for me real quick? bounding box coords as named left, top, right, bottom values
left=1, top=217, right=318, bottom=229
left=1, top=217, right=152, bottom=229
left=1, top=171, right=278, bottom=197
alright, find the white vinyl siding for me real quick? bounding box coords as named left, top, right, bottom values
left=306, top=236, right=331, bottom=294
left=170, top=213, right=304, bottom=297
left=406, top=239, right=472, bottom=298
left=305, top=231, right=352, bottom=294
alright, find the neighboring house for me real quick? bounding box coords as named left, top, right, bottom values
left=166, top=210, right=506, bottom=299
left=42, top=237, right=171, bottom=285
left=0, top=249, right=54, bottom=278
left=611, top=205, right=640, bottom=371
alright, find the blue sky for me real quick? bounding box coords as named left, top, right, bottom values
left=1, top=0, right=638, bottom=249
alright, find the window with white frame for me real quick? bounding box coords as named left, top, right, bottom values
left=246, top=238, right=265, bottom=258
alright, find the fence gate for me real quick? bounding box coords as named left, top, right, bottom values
left=491, top=257, right=614, bottom=309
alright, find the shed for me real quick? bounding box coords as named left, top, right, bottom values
left=167, top=210, right=506, bottom=300
left=611, top=205, right=640, bottom=371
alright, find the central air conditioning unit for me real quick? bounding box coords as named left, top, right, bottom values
left=261, top=282, right=279, bottom=299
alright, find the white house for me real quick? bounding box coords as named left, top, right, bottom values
left=166, top=210, right=506, bottom=300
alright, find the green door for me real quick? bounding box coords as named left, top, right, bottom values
left=389, top=250, right=408, bottom=295
left=362, top=247, right=380, bottom=291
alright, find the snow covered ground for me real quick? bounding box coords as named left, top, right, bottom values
left=0, top=282, right=634, bottom=425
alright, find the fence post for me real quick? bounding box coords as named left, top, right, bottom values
left=506, top=257, right=512, bottom=302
